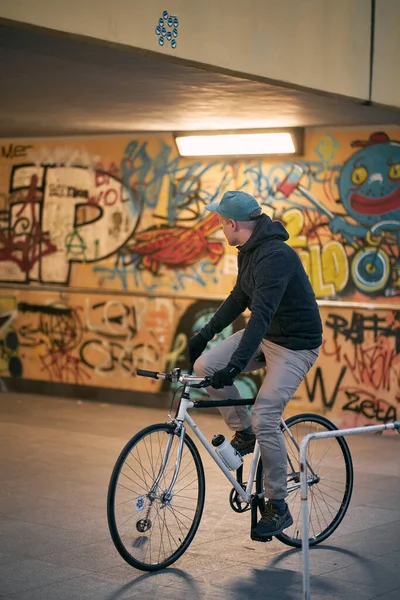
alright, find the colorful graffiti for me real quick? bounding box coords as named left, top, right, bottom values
left=0, top=296, right=21, bottom=377
left=0, top=290, right=398, bottom=425
left=126, top=212, right=223, bottom=274
left=274, top=132, right=400, bottom=298
left=0, top=164, right=140, bottom=284
left=297, top=308, right=400, bottom=426
left=17, top=300, right=88, bottom=384
left=0, top=130, right=399, bottom=426
left=0, top=131, right=398, bottom=300
left=8, top=293, right=180, bottom=388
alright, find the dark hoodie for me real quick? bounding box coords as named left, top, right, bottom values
left=200, top=214, right=322, bottom=372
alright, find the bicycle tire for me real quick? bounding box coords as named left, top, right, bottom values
left=107, top=422, right=205, bottom=570
left=255, top=413, right=353, bottom=547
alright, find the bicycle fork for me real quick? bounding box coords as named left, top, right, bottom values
left=281, top=420, right=320, bottom=488
left=148, top=423, right=186, bottom=508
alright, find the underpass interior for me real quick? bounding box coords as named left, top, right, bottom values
left=0, top=12, right=400, bottom=600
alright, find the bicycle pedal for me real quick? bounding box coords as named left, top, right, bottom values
left=250, top=531, right=273, bottom=543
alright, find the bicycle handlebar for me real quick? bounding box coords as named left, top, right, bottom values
left=136, top=369, right=161, bottom=379
left=136, top=368, right=211, bottom=388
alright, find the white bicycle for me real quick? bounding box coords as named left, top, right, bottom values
left=107, top=367, right=354, bottom=571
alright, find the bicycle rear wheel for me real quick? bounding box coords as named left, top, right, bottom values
left=256, top=413, right=353, bottom=547
left=107, top=423, right=205, bottom=570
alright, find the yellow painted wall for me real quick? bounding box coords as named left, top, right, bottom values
left=0, top=128, right=399, bottom=426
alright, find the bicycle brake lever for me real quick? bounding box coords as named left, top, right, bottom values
left=190, top=377, right=211, bottom=389
left=200, top=377, right=212, bottom=388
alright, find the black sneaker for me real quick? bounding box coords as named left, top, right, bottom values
left=231, top=431, right=256, bottom=456
left=252, top=501, right=293, bottom=538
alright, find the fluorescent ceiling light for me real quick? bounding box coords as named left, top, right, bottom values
left=175, top=130, right=302, bottom=157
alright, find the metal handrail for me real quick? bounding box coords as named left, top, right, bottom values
left=300, top=420, right=400, bottom=600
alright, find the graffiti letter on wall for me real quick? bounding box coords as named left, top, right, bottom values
left=282, top=209, right=307, bottom=248
left=304, top=366, right=347, bottom=409
left=0, top=165, right=140, bottom=284
left=41, top=167, right=138, bottom=282
left=322, top=241, right=348, bottom=292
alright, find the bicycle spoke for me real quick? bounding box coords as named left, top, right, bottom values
left=275, top=415, right=353, bottom=548
left=127, top=449, right=154, bottom=487
left=120, top=465, right=149, bottom=490
left=173, top=476, right=200, bottom=496
left=108, top=424, right=204, bottom=570
left=115, top=480, right=144, bottom=496
left=166, top=504, right=188, bottom=539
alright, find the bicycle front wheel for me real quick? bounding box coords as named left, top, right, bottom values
left=107, top=423, right=205, bottom=571
left=256, top=413, right=353, bottom=547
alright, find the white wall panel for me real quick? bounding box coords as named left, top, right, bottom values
left=1, top=0, right=371, bottom=99
left=372, top=0, right=400, bottom=108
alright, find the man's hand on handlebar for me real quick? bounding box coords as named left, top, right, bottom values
left=208, top=365, right=240, bottom=389
left=136, top=366, right=242, bottom=390
left=136, top=368, right=212, bottom=388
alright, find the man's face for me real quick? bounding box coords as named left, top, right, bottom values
left=218, top=215, right=238, bottom=246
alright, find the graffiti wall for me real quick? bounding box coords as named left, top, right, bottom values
left=0, top=129, right=399, bottom=425
left=295, top=305, right=399, bottom=427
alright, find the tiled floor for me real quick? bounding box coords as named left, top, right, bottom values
left=0, top=392, right=399, bottom=599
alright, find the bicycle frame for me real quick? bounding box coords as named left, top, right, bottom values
left=108, top=367, right=358, bottom=576
left=161, top=386, right=318, bottom=506
left=186, top=412, right=261, bottom=504
left=135, top=368, right=318, bottom=508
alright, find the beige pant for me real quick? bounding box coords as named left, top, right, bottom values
left=194, top=330, right=319, bottom=499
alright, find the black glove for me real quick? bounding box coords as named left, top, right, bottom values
left=209, top=365, right=240, bottom=389
left=188, top=332, right=209, bottom=365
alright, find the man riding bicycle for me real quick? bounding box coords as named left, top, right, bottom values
left=188, top=190, right=322, bottom=539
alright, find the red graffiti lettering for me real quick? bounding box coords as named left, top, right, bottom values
left=343, top=336, right=400, bottom=393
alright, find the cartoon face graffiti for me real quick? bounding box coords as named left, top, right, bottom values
left=339, top=132, right=400, bottom=229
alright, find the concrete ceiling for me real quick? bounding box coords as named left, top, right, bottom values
left=1, top=20, right=400, bottom=139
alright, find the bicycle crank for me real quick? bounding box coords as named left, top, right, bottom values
left=229, top=485, right=250, bottom=513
